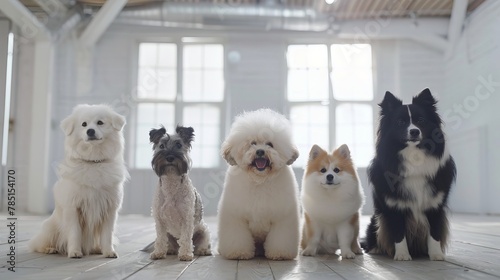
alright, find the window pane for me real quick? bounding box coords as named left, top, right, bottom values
left=287, top=45, right=327, bottom=68
left=290, top=105, right=329, bottom=167
left=158, top=44, right=177, bottom=68
left=137, top=43, right=177, bottom=100
left=157, top=69, right=176, bottom=99
left=335, top=103, right=374, bottom=167
left=137, top=67, right=157, bottom=99
left=183, top=69, right=202, bottom=101
left=287, top=44, right=328, bottom=101
left=184, top=45, right=203, bottom=68
left=307, top=69, right=329, bottom=100
left=136, top=103, right=175, bottom=168
left=183, top=44, right=224, bottom=102
left=139, top=43, right=158, bottom=67
left=307, top=45, right=328, bottom=68
left=287, top=45, right=308, bottom=68
left=183, top=105, right=220, bottom=168
left=331, top=44, right=373, bottom=101
left=287, top=69, right=308, bottom=101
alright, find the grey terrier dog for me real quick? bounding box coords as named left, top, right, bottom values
left=148, top=125, right=212, bottom=261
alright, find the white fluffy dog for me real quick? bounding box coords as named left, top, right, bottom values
left=28, top=104, right=129, bottom=258
left=218, top=108, right=300, bottom=260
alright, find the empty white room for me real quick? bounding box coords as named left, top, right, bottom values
left=0, top=0, right=499, bottom=279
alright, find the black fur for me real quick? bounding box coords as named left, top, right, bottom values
left=149, top=126, right=166, bottom=145
left=362, top=89, right=456, bottom=258
left=176, top=125, right=194, bottom=149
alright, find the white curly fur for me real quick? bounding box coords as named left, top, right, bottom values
left=28, top=104, right=128, bottom=258
left=218, top=109, right=301, bottom=260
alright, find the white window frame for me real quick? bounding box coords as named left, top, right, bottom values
left=286, top=42, right=376, bottom=167
left=130, top=38, right=226, bottom=169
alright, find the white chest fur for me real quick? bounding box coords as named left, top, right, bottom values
left=385, top=145, right=449, bottom=222
left=302, top=176, right=363, bottom=224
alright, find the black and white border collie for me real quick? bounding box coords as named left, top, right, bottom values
left=362, top=88, right=456, bottom=261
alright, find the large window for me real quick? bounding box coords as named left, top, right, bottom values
left=134, top=42, right=224, bottom=169
left=287, top=44, right=374, bottom=167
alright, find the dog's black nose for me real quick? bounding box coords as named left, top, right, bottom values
left=326, top=174, right=334, bottom=181
left=410, top=129, right=420, bottom=137
left=87, top=129, right=95, bottom=136
left=256, top=149, right=265, bottom=157
left=166, top=155, right=175, bottom=162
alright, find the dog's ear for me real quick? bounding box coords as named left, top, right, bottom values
left=412, top=88, right=437, bottom=109
left=149, top=126, right=166, bottom=144
left=221, top=141, right=237, bottom=166
left=287, top=146, right=299, bottom=165
left=111, top=111, right=126, bottom=131
left=60, top=114, right=75, bottom=136
left=380, top=91, right=402, bottom=114
left=308, top=144, right=323, bottom=161
left=176, top=125, right=195, bottom=147
left=335, top=144, right=351, bottom=159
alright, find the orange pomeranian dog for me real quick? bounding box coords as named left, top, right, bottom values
left=300, top=144, right=365, bottom=258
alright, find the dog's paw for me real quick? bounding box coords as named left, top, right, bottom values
left=429, top=253, right=445, bottom=261
left=90, top=248, right=102, bottom=254
left=394, top=253, right=412, bottom=261
left=68, top=251, right=83, bottom=258
left=341, top=250, right=356, bottom=259
left=194, top=248, right=212, bottom=256
left=103, top=251, right=118, bottom=258
left=150, top=251, right=167, bottom=260
left=44, top=247, right=58, bottom=254
left=266, top=253, right=295, bottom=261
left=352, top=247, right=363, bottom=255
left=301, top=247, right=317, bottom=257
left=178, top=253, right=194, bottom=261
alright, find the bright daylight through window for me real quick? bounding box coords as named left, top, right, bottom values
left=135, top=42, right=224, bottom=168
left=287, top=44, right=374, bottom=167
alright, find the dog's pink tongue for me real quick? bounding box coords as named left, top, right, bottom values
left=255, top=158, right=267, bottom=169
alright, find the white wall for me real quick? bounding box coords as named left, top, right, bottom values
left=440, top=0, right=500, bottom=214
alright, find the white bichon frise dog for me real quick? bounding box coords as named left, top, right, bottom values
left=28, top=104, right=129, bottom=258
left=217, top=108, right=300, bottom=260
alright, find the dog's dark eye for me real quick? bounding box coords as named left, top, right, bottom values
left=97, top=120, right=103, bottom=125
left=159, top=144, right=165, bottom=149
left=416, top=117, right=425, bottom=124
left=334, top=168, right=340, bottom=173
left=397, top=119, right=406, bottom=126
left=82, top=122, right=87, bottom=127
left=251, top=141, right=257, bottom=145
left=176, top=142, right=182, bottom=149
left=320, top=168, right=327, bottom=173
left=266, top=142, right=273, bottom=148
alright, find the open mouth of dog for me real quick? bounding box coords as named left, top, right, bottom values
left=252, top=157, right=270, bottom=171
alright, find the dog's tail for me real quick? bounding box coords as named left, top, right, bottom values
left=361, top=215, right=378, bottom=252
